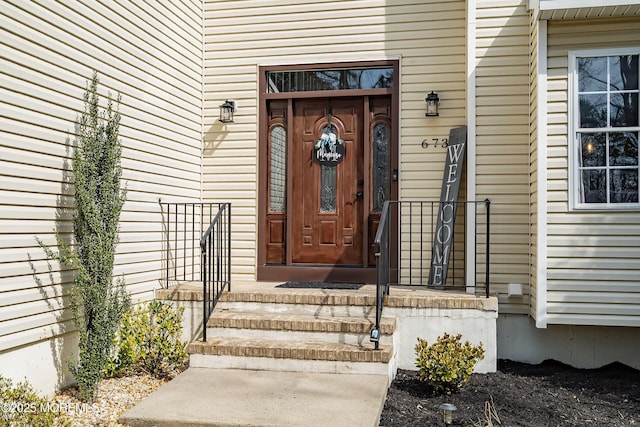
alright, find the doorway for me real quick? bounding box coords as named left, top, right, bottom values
left=257, top=62, right=398, bottom=282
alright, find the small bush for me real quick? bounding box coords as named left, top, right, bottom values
left=0, top=376, right=72, bottom=427
left=415, top=333, right=485, bottom=394
left=105, top=300, right=188, bottom=378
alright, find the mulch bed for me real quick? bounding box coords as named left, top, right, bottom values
left=380, top=360, right=640, bottom=426
left=53, top=374, right=169, bottom=426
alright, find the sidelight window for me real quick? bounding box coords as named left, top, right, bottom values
left=372, top=122, right=390, bottom=212
left=269, top=125, right=286, bottom=212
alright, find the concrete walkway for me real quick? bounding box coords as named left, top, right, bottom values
left=119, top=368, right=389, bottom=427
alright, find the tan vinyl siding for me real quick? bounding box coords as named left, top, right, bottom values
left=475, top=1, right=531, bottom=313
left=0, top=1, right=203, bottom=351
left=546, top=17, right=640, bottom=326
left=203, top=0, right=467, bottom=280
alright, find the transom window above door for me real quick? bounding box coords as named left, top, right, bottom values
left=570, top=49, right=639, bottom=209
left=267, top=67, right=393, bottom=93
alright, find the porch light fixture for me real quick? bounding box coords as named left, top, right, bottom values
left=425, top=91, right=440, bottom=117
left=218, top=100, right=235, bottom=123
left=439, top=403, right=457, bottom=426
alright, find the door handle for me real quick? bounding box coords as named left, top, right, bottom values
left=355, top=191, right=364, bottom=198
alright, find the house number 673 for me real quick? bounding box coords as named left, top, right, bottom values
left=421, top=138, right=449, bottom=148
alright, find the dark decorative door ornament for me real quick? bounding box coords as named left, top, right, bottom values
left=313, top=106, right=344, bottom=166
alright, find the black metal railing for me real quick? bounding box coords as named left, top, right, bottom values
left=161, top=202, right=231, bottom=341
left=200, top=203, right=231, bottom=341
left=371, top=201, right=392, bottom=350
left=371, top=199, right=491, bottom=348
left=162, top=202, right=228, bottom=287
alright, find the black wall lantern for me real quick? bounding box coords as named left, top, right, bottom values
left=218, top=100, right=235, bottom=123
left=425, top=91, right=440, bottom=117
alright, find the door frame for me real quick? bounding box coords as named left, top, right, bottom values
left=257, top=60, right=400, bottom=283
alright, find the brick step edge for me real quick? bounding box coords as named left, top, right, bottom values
left=207, top=310, right=396, bottom=335
left=158, top=283, right=497, bottom=311
left=220, top=292, right=378, bottom=307
left=188, top=338, right=393, bottom=363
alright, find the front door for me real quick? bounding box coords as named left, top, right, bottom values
left=291, top=98, right=364, bottom=265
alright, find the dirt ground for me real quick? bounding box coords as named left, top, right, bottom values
left=380, top=360, right=640, bottom=426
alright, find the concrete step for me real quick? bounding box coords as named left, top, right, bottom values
left=207, top=309, right=395, bottom=346
left=189, top=337, right=395, bottom=377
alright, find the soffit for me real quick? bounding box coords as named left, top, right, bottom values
left=531, top=1, right=640, bottom=20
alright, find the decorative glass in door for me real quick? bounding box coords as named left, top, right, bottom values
left=372, top=122, right=390, bottom=212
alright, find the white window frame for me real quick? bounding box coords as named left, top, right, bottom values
left=569, top=47, right=640, bottom=211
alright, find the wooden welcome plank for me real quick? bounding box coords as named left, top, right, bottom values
left=428, top=126, right=467, bottom=287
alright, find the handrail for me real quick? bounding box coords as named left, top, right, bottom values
left=371, top=199, right=491, bottom=349
left=159, top=201, right=231, bottom=341
left=484, top=199, right=491, bottom=298
left=200, top=203, right=231, bottom=341
left=371, top=201, right=392, bottom=350
left=161, top=202, right=228, bottom=288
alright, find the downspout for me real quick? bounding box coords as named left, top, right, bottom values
left=466, top=0, right=477, bottom=293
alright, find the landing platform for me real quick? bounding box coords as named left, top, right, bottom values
left=157, top=281, right=497, bottom=311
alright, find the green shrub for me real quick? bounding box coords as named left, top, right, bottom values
left=105, top=300, right=188, bottom=378
left=0, top=376, right=72, bottom=427
left=415, top=333, right=485, bottom=394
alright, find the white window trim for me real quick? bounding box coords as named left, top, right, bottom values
left=568, top=47, right=640, bottom=211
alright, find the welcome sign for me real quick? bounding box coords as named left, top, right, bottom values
left=428, top=126, right=467, bottom=288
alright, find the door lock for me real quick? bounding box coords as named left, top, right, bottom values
left=356, top=191, right=364, bottom=198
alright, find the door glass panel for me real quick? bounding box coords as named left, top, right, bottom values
left=320, top=165, right=337, bottom=212
left=372, top=122, right=389, bottom=212
left=320, top=124, right=337, bottom=212
left=269, top=125, right=286, bottom=212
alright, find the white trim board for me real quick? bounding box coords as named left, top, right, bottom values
left=535, top=20, right=548, bottom=329
left=466, top=0, right=477, bottom=293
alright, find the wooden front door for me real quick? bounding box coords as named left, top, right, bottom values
left=291, top=98, right=364, bottom=265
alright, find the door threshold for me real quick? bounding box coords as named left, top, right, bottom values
left=257, top=265, right=376, bottom=284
